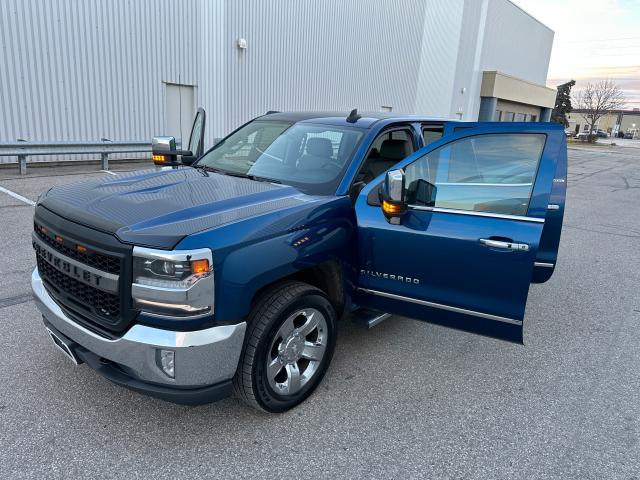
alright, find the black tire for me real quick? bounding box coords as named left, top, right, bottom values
left=233, top=281, right=337, bottom=413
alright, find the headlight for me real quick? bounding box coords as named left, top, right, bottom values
left=131, top=246, right=214, bottom=317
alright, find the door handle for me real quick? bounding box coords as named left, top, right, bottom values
left=480, top=238, right=529, bottom=252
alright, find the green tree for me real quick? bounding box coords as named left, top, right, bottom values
left=551, top=80, right=576, bottom=127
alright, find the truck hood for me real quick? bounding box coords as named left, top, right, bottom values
left=39, top=168, right=313, bottom=249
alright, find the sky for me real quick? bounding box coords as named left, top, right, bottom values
left=511, top=0, right=640, bottom=109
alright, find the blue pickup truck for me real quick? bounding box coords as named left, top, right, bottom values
left=32, top=109, right=566, bottom=412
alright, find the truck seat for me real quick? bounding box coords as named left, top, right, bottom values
left=298, top=137, right=334, bottom=169
left=362, top=139, right=412, bottom=182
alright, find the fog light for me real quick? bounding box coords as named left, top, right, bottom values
left=158, top=349, right=175, bottom=378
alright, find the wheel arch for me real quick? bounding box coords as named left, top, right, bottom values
left=248, top=260, right=346, bottom=319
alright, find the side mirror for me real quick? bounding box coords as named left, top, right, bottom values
left=152, top=136, right=180, bottom=166
left=413, top=179, right=437, bottom=207
left=380, top=169, right=407, bottom=224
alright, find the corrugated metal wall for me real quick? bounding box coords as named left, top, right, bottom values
left=482, top=0, right=554, bottom=87
left=0, top=0, right=199, bottom=146
left=221, top=0, right=432, bottom=134
left=0, top=0, right=553, bottom=157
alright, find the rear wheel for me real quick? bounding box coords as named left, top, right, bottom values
left=233, top=281, right=337, bottom=412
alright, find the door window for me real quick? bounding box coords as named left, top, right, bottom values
left=422, top=126, right=443, bottom=146
left=188, top=110, right=205, bottom=157
left=404, top=134, right=546, bottom=216
left=358, top=128, right=415, bottom=184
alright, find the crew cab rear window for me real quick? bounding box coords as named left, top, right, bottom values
left=404, top=134, right=546, bottom=216
left=422, top=126, right=443, bottom=146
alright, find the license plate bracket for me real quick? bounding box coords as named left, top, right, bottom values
left=45, top=327, right=82, bottom=365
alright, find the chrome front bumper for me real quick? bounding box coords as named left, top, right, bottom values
left=31, top=268, right=246, bottom=393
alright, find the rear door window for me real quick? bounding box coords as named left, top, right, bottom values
left=422, top=125, right=443, bottom=146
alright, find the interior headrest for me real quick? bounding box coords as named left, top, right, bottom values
left=306, top=137, right=333, bottom=158
left=379, top=139, right=411, bottom=160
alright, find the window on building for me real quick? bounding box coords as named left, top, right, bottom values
left=404, top=134, right=546, bottom=216
left=514, top=113, right=525, bottom=122
left=584, top=124, right=590, bottom=131
left=503, top=112, right=515, bottom=122
left=495, top=110, right=503, bottom=121
left=530, top=115, right=537, bottom=122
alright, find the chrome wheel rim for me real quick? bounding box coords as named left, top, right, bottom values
left=266, top=308, right=328, bottom=396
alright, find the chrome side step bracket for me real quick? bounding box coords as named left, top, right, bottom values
left=351, top=308, right=391, bottom=329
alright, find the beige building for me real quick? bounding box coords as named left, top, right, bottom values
left=567, top=109, right=640, bottom=136
left=478, top=71, right=557, bottom=122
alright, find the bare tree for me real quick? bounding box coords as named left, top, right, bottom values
left=573, top=80, right=625, bottom=142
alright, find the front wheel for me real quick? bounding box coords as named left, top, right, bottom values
left=233, top=281, right=337, bottom=412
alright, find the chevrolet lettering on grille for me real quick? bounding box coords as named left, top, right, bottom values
left=32, top=233, right=119, bottom=293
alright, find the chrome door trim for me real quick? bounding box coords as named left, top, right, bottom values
left=436, top=182, right=533, bottom=187
left=534, top=262, right=554, bottom=268
left=356, top=288, right=522, bottom=326
left=407, top=205, right=544, bottom=223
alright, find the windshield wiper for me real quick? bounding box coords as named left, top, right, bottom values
left=246, top=174, right=281, bottom=184
left=192, top=165, right=237, bottom=176
left=191, top=165, right=280, bottom=184
left=190, top=164, right=210, bottom=175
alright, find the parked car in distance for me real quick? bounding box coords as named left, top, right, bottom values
left=575, top=131, right=592, bottom=141
left=31, top=110, right=567, bottom=412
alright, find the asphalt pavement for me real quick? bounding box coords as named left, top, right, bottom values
left=0, top=148, right=639, bottom=479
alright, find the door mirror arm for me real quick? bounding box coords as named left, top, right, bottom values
left=180, top=153, right=197, bottom=165
left=152, top=136, right=197, bottom=166
left=152, top=107, right=206, bottom=167
left=380, top=169, right=407, bottom=224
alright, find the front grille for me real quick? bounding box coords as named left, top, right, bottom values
left=37, top=256, right=120, bottom=319
left=34, top=222, right=120, bottom=274
left=33, top=206, right=137, bottom=333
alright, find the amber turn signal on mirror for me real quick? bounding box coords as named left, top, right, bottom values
left=382, top=200, right=403, bottom=215
left=152, top=154, right=167, bottom=164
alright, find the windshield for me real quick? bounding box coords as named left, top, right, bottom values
left=196, top=120, right=365, bottom=195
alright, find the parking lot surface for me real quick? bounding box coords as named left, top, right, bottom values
left=0, top=148, right=639, bottom=479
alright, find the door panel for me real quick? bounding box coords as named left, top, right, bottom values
left=533, top=134, right=567, bottom=282
left=354, top=123, right=566, bottom=343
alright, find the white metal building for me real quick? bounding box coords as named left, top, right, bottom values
left=0, top=0, right=556, bottom=150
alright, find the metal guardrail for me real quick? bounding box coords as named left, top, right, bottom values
left=0, top=140, right=154, bottom=175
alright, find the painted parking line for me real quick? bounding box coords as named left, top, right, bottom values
left=100, top=170, right=118, bottom=176
left=0, top=186, right=36, bottom=206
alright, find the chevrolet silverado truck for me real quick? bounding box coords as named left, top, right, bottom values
left=31, top=109, right=566, bottom=412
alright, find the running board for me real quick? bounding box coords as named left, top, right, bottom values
left=351, top=308, right=391, bottom=329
